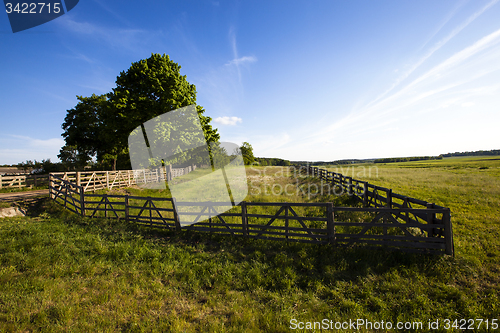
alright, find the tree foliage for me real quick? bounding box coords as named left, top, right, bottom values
left=254, top=157, right=291, bottom=166
left=17, top=159, right=65, bottom=174
left=240, top=142, right=255, bottom=165
left=374, top=156, right=442, bottom=164
left=441, top=149, right=500, bottom=157
left=60, top=54, right=220, bottom=170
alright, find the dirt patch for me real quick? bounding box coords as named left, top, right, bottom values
left=0, top=189, right=49, bottom=202
left=0, top=206, right=26, bottom=218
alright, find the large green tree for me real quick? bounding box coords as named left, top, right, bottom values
left=60, top=54, right=220, bottom=170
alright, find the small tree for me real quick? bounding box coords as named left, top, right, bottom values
left=240, top=142, right=255, bottom=165
left=17, top=160, right=34, bottom=173
left=58, top=145, right=90, bottom=170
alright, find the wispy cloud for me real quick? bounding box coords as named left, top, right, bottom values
left=195, top=27, right=257, bottom=118
left=366, top=0, right=500, bottom=110
left=292, top=22, right=500, bottom=160
left=214, top=116, right=243, bottom=126
left=56, top=16, right=156, bottom=54
left=9, top=135, right=64, bottom=149
left=226, top=56, right=257, bottom=67
left=226, top=27, right=257, bottom=82
left=91, top=0, right=132, bottom=26
left=0, top=135, right=64, bottom=164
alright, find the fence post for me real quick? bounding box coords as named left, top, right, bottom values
left=0, top=175, right=3, bottom=190
left=241, top=201, right=248, bottom=237
left=327, top=203, right=335, bottom=244
left=172, top=197, right=181, bottom=231
left=104, top=194, right=108, bottom=218
left=387, top=189, right=392, bottom=208
left=80, top=187, right=85, bottom=217
left=347, top=177, right=353, bottom=196
left=48, top=173, right=54, bottom=199
left=363, top=182, right=368, bottom=207
left=285, top=205, right=289, bottom=241
left=106, top=172, right=110, bottom=190
left=125, top=195, right=129, bottom=222
left=426, top=203, right=435, bottom=237
left=443, top=209, right=454, bottom=256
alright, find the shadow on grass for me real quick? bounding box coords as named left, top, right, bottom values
left=34, top=197, right=448, bottom=293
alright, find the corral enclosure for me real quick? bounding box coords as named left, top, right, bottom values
left=49, top=165, right=453, bottom=255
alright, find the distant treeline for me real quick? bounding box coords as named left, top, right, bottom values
left=441, top=149, right=500, bottom=157
left=292, top=159, right=374, bottom=166
left=374, top=156, right=443, bottom=164
left=254, top=157, right=291, bottom=166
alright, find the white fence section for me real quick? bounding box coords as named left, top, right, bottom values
left=50, top=165, right=197, bottom=193
left=0, top=174, right=49, bottom=189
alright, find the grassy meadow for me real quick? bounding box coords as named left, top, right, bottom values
left=0, top=157, right=499, bottom=331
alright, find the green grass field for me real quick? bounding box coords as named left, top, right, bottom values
left=0, top=157, right=499, bottom=332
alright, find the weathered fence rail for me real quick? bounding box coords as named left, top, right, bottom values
left=0, top=174, right=49, bottom=189
left=49, top=167, right=454, bottom=255
left=306, top=165, right=448, bottom=210
left=51, top=164, right=196, bottom=193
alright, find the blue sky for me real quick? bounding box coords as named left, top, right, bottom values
left=1, top=0, right=500, bottom=165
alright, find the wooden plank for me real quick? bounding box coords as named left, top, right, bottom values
left=134, top=220, right=176, bottom=228
left=253, top=206, right=286, bottom=238
left=241, top=201, right=248, bottom=237
left=333, top=221, right=445, bottom=229
left=175, top=211, right=241, bottom=218
left=248, top=230, right=329, bottom=239
left=187, top=222, right=245, bottom=228
left=182, top=226, right=244, bottom=234
left=245, top=213, right=327, bottom=222
left=131, top=215, right=175, bottom=222
left=172, top=197, right=181, bottom=231
left=247, top=224, right=327, bottom=233
left=327, top=202, right=335, bottom=244
left=126, top=205, right=174, bottom=212
left=246, top=235, right=327, bottom=245
left=331, top=207, right=448, bottom=214
left=86, top=207, right=126, bottom=213
left=246, top=202, right=330, bottom=207
left=288, top=206, right=320, bottom=242
left=127, top=195, right=173, bottom=201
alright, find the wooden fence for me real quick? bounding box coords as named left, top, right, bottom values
left=49, top=167, right=454, bottom=255
left=306, top=166, right=449, bottom=210
left=0, top=174, right=49, bottom=189
left=50, top=164, right=196, bottom=193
